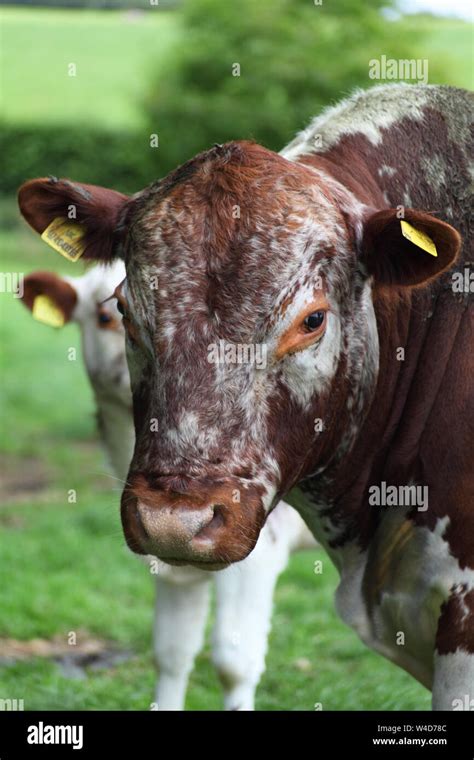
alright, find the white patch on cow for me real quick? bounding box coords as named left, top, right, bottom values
left=432, top=651, right=474, bottom=710
left=280, top=310, right=342, bottom=407
left=336, top=514, right=474, bottom=688
left=334, top=544, right=372, bottom=636
left=166, top=410, right=200, bottom=445
left=63, top=261, right=134, bottom=477
left=350, top=281, right=379, bottom=395
left=420, top=154, right=447, bottom=193
left=296, top=164, right=374, bottom=253
left=70, top=262, right=129, bottom=404
left=378, top=165, right=397, bottom=178
left=281, top=83, right=431, bottom=157
left=211, top=502, right=315, bottom=710
left=295, top=480, right=474, bottom=694
left=255, top=462, right=281, bottom=514
left=165, top=411, right=221, bottom=461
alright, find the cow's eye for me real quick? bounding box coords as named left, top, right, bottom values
left=303, top=311, right=325, bottom=332
left=98, top=311, right=112, bottom=325
left=97, top=306, right=119, bottom=330
left=275, top=301, right=328, bottom=359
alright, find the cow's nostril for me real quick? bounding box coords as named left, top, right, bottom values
left=193, top=505, right=225, bottom=542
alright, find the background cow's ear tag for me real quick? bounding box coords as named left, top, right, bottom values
left=32, top=295, right=65, bottom=328
left=40, top=217, right=86, bottom=262
left=400, top=220, right=437, bottom=257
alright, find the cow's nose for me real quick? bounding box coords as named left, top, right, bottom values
left=121, top=473, right=266, bottom=567
left=120, top=484, right=229, bottom=564
left=137, top=502, right=222, bottom=552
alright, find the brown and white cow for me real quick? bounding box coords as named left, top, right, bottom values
left=18, top=84, right=473, bottom=709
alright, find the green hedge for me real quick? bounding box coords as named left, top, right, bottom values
left=1, top=124, right=161, bottom=197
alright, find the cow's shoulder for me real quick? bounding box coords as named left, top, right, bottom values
left=283, top=84, right=473, bottom=159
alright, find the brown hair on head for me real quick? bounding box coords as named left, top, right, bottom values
left=135, top=140, right=271, bottom=207
left=132, top=141, right=317, bottom=276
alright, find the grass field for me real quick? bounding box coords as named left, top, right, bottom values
left=0, top=7, right=180, bottom=129
left=0, top=4, right=466, bottom=711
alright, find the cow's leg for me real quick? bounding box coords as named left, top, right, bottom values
left=211, top=502, right=306, bottom=710
left=432, top=596, right=474, bottom=710
left=153, top=574, right=211, bottom=710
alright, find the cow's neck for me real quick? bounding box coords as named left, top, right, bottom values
left=295, top=151, right=449, bottom=550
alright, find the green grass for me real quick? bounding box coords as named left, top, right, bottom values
left=0, top=7, right=180, bottom=129
left=0, top=209, right=431, bottom=710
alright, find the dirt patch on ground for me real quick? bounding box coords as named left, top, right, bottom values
left=0, top=631, right=132, bottom=679
left=0, top=444, right=115, bottom=509
left=0, top=454, right=51, bottom=506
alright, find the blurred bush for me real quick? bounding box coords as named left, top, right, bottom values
left=142, top=0, right=427, bottom=174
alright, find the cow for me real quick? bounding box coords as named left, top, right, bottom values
left=19, top=263, right=315, bottom=710
left=18, top=83, right=473, bottom=709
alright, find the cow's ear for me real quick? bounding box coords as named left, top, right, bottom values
left=359, top=208, right=461, bottom=288
left=18, top=178, right=130, bottom=263
left=20, top=271, right=77, bottom=326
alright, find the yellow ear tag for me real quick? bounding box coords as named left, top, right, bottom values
left=32, top=295, right=65, bottom=328
left=41, top=217, right=86, bottom=262
left=400, top=220, right=437, bottom=257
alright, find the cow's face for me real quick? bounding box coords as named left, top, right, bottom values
left=18, top=142, right=460, bottom=568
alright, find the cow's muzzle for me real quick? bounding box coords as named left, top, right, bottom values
left=121, top=473, right=266, bottom=569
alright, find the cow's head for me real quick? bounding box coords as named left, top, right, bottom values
left=19, top=262, right=129, bottom=407
left=18, top=142, right=461, bottom=568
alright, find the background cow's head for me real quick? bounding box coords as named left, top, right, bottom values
left=19, top=262, right=129, bottom=407
left=18, top=141, right=460, bottom=568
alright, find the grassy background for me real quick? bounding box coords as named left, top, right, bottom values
left=1, top=4, right=468, bottom=710
left=0, top=8, right=180, bottom=129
